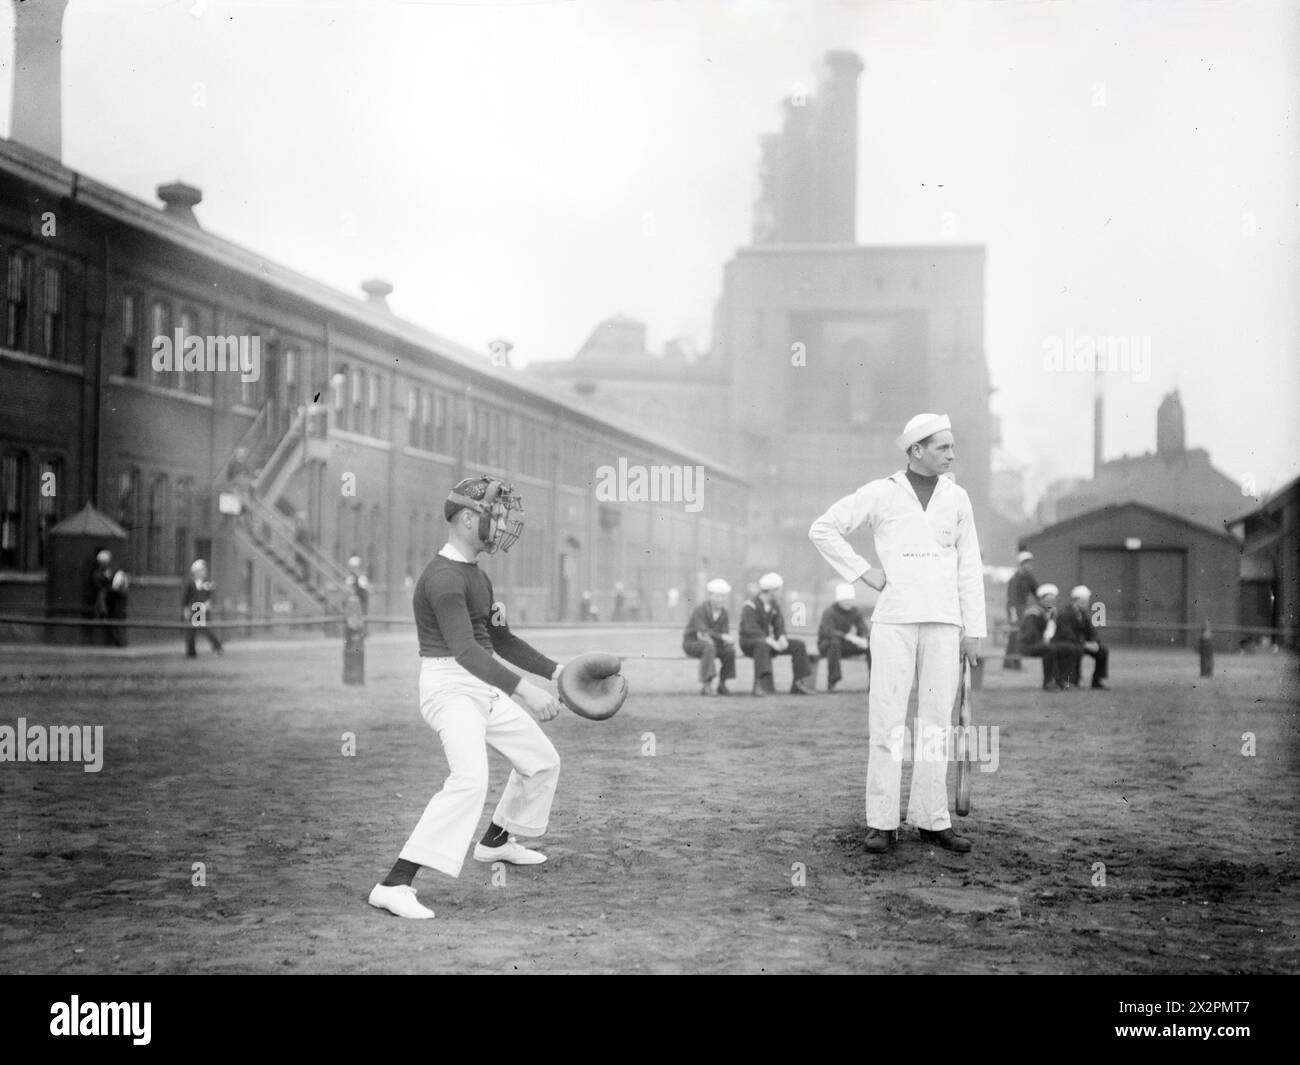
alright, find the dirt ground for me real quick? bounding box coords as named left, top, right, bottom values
left=1, top=627, right=1296, bottom=974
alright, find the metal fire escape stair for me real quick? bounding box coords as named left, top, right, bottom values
left=218, top=403, right=345, bottom=615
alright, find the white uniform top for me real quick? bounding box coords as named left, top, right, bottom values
left=808, top=470, right=987, bottom=637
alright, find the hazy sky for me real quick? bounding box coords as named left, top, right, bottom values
left=2, top=0, right=1295, bottom=507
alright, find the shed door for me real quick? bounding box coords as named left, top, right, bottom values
left=1080, top=547, right=1186, bottom=646
left=1080, top=549, right=1131, bottom=645
left=1137, top=549, right=1187, bottom=643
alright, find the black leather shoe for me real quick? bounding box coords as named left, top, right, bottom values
left=717, top=683, right=731, bottom=696
left=1091, top=681, right=1109, bottom=691
left=790, top=679, right=814, bottom=695
left=918, top=828, right=972, bottom=853
left=827, top=681, right=838, bottom=693
left=865, top=828, right=894, bottom=854
left=1042, top=682, right=1062, bottom=692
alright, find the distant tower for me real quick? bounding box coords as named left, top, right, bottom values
left=753, top=50, right=863, bottom=245
left=9, top=0, right=70, bottom=162
left=1157, top=390, right=1186, bottom=456
left=1093, top=373, right=1105, bottom=475
left=814, top=50, right=864, bottom=244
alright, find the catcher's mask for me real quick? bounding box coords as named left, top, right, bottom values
left=446, top=475, right=524, bottom=554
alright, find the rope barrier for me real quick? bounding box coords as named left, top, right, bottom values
left=0, top=614, right=344, bottom=632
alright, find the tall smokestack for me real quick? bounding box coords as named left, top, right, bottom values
left=9, top=0, right=70, bottom=162
left=1093, top=371, right=1104, bottom=476
left=816, top=50, right=863, bottom=244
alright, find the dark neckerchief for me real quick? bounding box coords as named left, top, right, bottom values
left=905, top=467, right=940, bottom=511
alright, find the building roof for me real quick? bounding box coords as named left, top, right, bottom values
left=0, top=137, right=749, bottom=485
left=49, top=503, right=128, bottom=539
left=1024, top=500, right=1242, bottom=547
left=1228, top=473, right=1300, bottom=527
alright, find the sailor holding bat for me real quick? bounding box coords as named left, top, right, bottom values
left=809, top=413, right=986, bottom=854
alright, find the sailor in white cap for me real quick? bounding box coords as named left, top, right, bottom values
left=182, top=558, right=223, bottom=658
left=683, top=578, right=737, bottom=695
left=1018, top=583, right=1074, bottom=691
left=809, top=412, right=986, bottom=853
left=817, top=582, right=871, bottom=693
left=346, top=554, right=371, bottom=613
left=1053, top=584, right=1109, bottom=690
left=738, top=572, right=814, bottom=696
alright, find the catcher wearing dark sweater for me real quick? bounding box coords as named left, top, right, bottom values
left=368, top=475, right=565, bottom=921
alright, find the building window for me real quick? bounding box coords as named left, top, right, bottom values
left=42, top=264, right=64, bottom=361
left=368, top=374, right=381, bottom=437
left=333, top=364, right=348, bottom=428
left=178, top=308, right=212, bottom=396
left=407, top=388, right=419, bottom=447
left=480, top=409, right=492, bottom=466
left=149, top=300, right=170, bottom=386
left=421, top=393, right=435, bottom=451
left=116, top=467, right=142, bottom=573
left=175, top=477, right=193, bottom=572
left=36, top=457, right=61, bottom=568
left=6, top=251, right=31, bottom=351
left=239, top=327, right=265, bottom=408
left=435, top=395, right=449, bottom=454
left=146, top=473, right=169, bottom=574
left=350, top=369, right=364, bottom=432
left=335, top=496, right=349, bottom=563
left=407, top=509, right=419, bottom=582
left=121, top=293, right=139, bottom=377
left=1, top=452, right=27, bottom=569
left=368, top=503, right=382, bottom=578
left=491, top=412, right=504, bottom=467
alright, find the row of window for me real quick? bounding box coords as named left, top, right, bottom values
left=0, top=451, right=63, bottom=570
left=401, top=386, right=593, bottom=483
left=3, top=250, right=65, bottom=361
left=114, top=468, right=205, bottom=577
left=334, top=498, right=384, bottom=575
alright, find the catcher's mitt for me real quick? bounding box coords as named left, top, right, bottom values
left=557, top=652, right=629, bottom=721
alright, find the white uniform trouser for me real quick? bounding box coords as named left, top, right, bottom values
left=866, top=622, right=960, bottom=831
left=399, top=658, right=560, bottom=878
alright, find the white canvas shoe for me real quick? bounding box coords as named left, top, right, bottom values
left=367, top=883, right=435, bottom=919
left=472, top=840, right=547, bottom=865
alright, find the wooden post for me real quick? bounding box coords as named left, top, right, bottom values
left=343, top=592, right=365, bottom=685
left=1198, top=617, right=1214, bottom=678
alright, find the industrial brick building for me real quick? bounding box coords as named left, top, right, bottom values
left=532, top=51, right=1014, bottom=607
left=0, top=2, right=748, bottom=635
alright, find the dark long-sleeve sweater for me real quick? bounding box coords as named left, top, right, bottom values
left=413, top=554, right=557, bottom=694
left=817, top=603, right=868, bottom=647
left=683, top=603, right=729, bottom=643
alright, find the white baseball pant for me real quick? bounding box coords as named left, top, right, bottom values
left=866, top=622, right=960, bottom=831
left=398, top=658, right=560, bottom=878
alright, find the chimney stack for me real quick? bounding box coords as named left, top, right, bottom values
left=1093, top=372, right=1105, bottom=476
left=361, top=279, right=393, bottom=310
left=157, top=182, right=203, bottom=226
left=9, top=0, right=70, bottom=161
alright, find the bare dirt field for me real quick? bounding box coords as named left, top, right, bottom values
left=1, top=628, right=1296, bottom=974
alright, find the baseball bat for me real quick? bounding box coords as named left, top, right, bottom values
left=954, top=655, right=973, bottom=817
